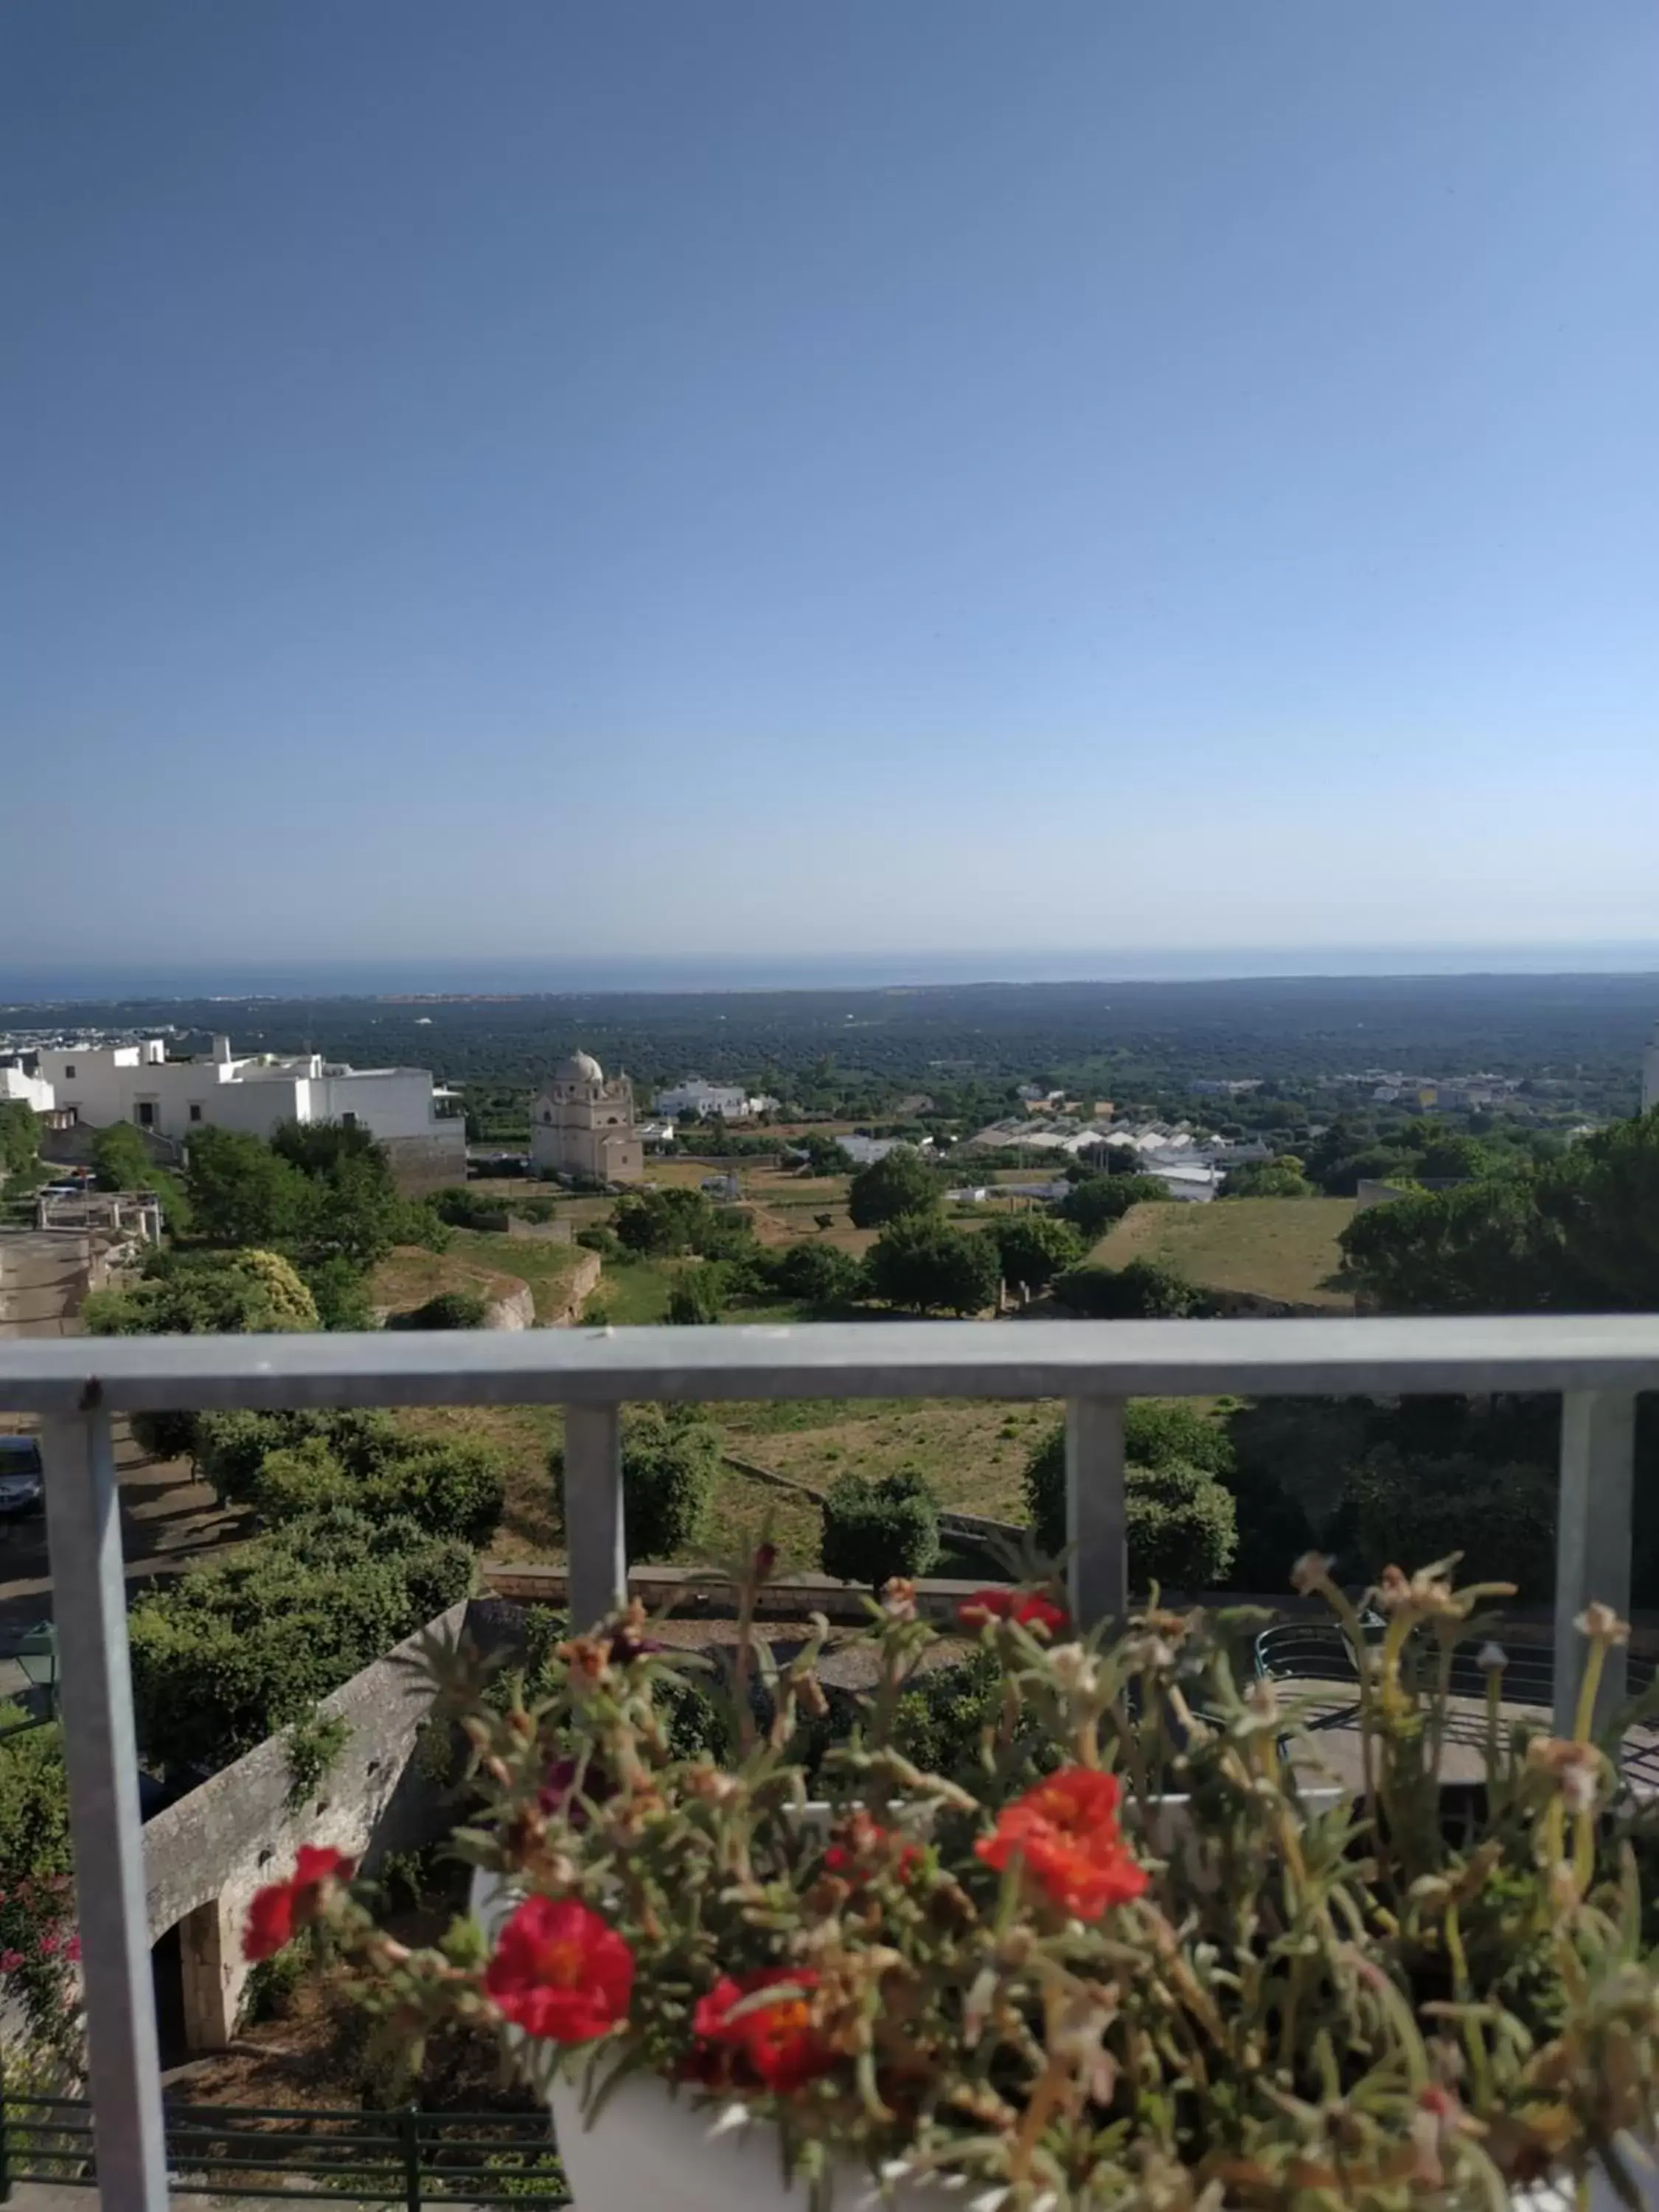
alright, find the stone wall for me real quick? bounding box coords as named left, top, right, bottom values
left=483, top=1281, right=537, bottom=1330
left=547, top=1249, right=602, bottom=1324
left=140, top=1596, right=521, bottom=2049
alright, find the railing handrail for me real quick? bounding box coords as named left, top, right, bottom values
left=4, top=1312, right=1659, bottom=1413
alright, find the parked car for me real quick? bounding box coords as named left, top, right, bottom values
left=0, top=1436, right=45, bottom=1520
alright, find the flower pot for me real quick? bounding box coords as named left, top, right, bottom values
left=549, top=2067, right=930, bottom=2212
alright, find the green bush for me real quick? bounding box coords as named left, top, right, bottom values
left=576, top=1225, right=621, bottom=1258
left=128, top=1509, right=473, bottom=1773
left=1051, top=1257, right=1201, bottom=1318
left=85, top=1246, right=319, bottom=1337
left=667, top=1262, right=726, bottom=1325
left=251, top=1439, right=353, bottom=1520
left=393, top=1288, right=490, bottom=1330
left=612, top=1186, right=718, bottom=1256
left=302, top=1255, right=379, bottom=1331
left=550, top=1407, right=720, bottom=1571
left=90, top=1121, right=156, bottom=1193
left=1328, top=1447, right=1559, bottom=1602
left=819, top=1468, right=941, bottom=1589
left=195, top=1408, right=503, bottom=1547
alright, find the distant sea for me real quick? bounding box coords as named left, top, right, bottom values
left=5, top=944, right=1659, bottom=1004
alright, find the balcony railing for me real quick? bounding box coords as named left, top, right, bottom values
left=2, top=1312, right=1657, bottom=2211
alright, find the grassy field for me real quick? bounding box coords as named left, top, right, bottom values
left=1091, top=1197, right=1357, bottom=1310
left=371, top=1233, right=591, bottom=1324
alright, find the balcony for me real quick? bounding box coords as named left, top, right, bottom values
left=2, top=1311, right=1657, bottom=2210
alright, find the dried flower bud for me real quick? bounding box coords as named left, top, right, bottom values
left=557, top=1635, right=612, bottom=1686
left=1475, top=1641, right=1508, bottom=1674
left=753, top=1541, right=779, bottom=1582
left=1376, top=1565, right=1412, bottom=1612
left=1290, top=1551, right=1334, bottom=1596
left=881, top=1576, right=918, bottom=1621
left=1526, top=1735, right=1602, bottom=1813
left=1575, top=1601, right=1631, bottom=1647
left=1047, top=1643, right=1102, bottom=1697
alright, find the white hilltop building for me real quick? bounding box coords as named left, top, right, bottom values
left=530, top=1051, right=644, bottom=1185
left=8, top=1035, right=465, bottom=1192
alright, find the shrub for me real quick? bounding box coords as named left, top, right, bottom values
left=576, top=1225, right=621, bottom=1258
left=550, top=1408, right=719, bottom=1567
left=84, top=1247, right=319, bottom=1337
left=130, top=1409, right=204, bottom=1467
left=394, top=1289, right=490, bottom=1330
left=1328, top=1447, right=1559, bottom=1602
left=303, top=1255, right=378, bottom=1331
left=819, top=1468, right=941, bottom=1589
left=251, top=1439, right=354, bottom=1520
left=667, top=1262, right=726, bottom=1326
left=1051, top=1258, right=1201, bottom=1318
left=846, top=1147, right=942, bottom=1228
left=195, top=1408, right=503, bottom=1546
left=613, top=1187, right=717, bottom=1256
left=128, top=1509, right=473, bottom=1773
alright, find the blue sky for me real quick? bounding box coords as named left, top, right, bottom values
left=5, top=2, right=1658, bottom=980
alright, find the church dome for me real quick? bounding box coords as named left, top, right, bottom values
left=554, top=1049, right=603, bottom=1083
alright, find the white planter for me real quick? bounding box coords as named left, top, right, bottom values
left=549, top=2068, right=928, bottom=2212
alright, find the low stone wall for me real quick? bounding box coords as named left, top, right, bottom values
left=484, top=1281, right=537, bottom=1330
left=546, top=1248, right=602, bottom=1325
left=140, top=1596, right=521, bottom=2050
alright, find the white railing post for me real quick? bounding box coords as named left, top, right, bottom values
left=564, top=1402, right=627, bottom=1632
left=1066, top=1396, right=1127, bottom=1632
left=41, top=1402, right=170, bottom=2212
left=1554, top=1390, right=1636, bottom=1738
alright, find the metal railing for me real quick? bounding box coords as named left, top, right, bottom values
left=0, top=2092, right=565, bottom=2205
left=2, top=1312, right=1658, bottom=2212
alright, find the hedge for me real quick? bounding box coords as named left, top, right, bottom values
left=550, top=1407, right=720, bottom=1570
left=1023, top=1414, right=1239, bottom=1589
left=128, top=1509, right=473, bottom=1774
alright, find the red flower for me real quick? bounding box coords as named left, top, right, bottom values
left=243, top=1845, right=354, bottom=1961
left=957, top=1587, right=1068, bottom=1638
left=691, top=1967, right=832, bottom=2092
left=484, top=1896, right=634, bottom=2044
left=975, top=1767, right=1147, bottom=1919
left=823, top=1809, right=922, bottom=1884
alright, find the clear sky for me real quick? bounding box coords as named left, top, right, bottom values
left=5, top=1, right=1658, bottom=983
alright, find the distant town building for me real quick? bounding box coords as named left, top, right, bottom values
left=838, top=1134, right=933, bottom=1166
left=530, top=1051, right=644, bottom=1185
left=20, top=1037, right=465, bottom=1193
left=654, top=1079, right=779, bottom=1121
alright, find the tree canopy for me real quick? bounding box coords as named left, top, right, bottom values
left=846, top=1147, right=942, bottom=1228
left=866, top=1213, right=1000, bottom=1315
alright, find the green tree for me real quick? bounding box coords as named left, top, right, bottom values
left=0, top=1099, right=44, bottom=1187
left=846, top=1147, right=942, bottom=1229
left=613, top=1186, right=718, bottom=1256
left=796, top=1133, right=855, bottom=1175
left=866, top=1214, right=1001, bottom=1315
left=1327, top=1446, right=1558, bottom=1602
left=184, top=1127, right=311, bottom=1246
left=1057, top=1174, right=1169, bottom=1239
left=819, top=1469, right=941, bottom=1588
left=1338, top=1175, right=1554, bottom=1314
left=1023, top=1416, right=1237, bottom=1588
left=991, top=1214, right=1085, bottom=1293
left=766, top=1241, right=866, bottom=1307
left=89, top=1121, right=155, bottom=1192
left=1220, top=1158, right=1315, bottom=1198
